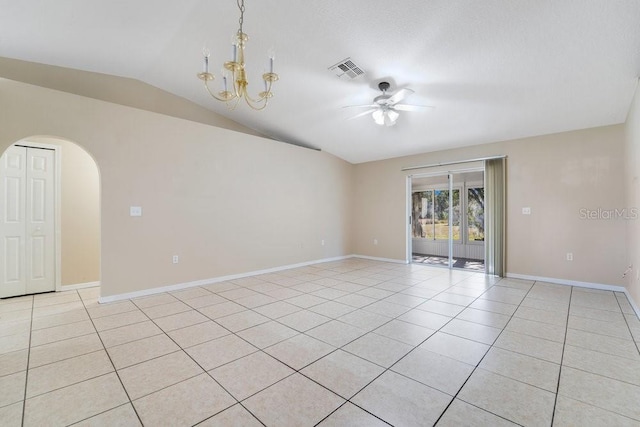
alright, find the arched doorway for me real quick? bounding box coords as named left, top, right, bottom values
left=0, top=136, right=100, bottom=298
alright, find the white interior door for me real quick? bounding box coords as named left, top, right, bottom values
left=1, top=145, right=56, bottom=298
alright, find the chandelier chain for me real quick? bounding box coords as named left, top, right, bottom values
left=237, top=0, right=245, bottom=36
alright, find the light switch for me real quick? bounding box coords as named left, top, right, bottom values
left=522, top=207, right=531, bottom=215
left=130, top=206, right=142, bottom=217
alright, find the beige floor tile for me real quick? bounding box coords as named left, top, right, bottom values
left=153, top=309, right=208, bottom=332
left=0, top=370, right=26, bottom=407
left=0, top=349, right=28, bottom=376
left=0, top=299, right=33, bottom=313
left=99, top=320, right=162, bottom=348
left=141, top=301, right=192, bottom=319
left=27, top=349, right=113, bottom=398
left=169, top=287, right=212, bottom=301
left=33, top=292, right=80, bottom=307
left=468, top=298, right=518, bottom=315
left=201, top=281, right=240, bottom=293
left=133, top=373, right=235, bottom=426
left=441, top=318, right=502, bottom=345
left=218, top=288, right=261, bottom=301
left=438, top=399, right=519, bottom=426
left=215, top=310, right=270, bottom=332
left=0, top=402, right=23, bottom=427
left=286, top=294, right=328, bottom=308
left=356, top=287, right=394, bottom=300
left=505, top=316, right=566, bottom=343
left=0, top=308, right=32, bottom=323
left=455, top=307, right=510, bottom=328
left=401, top=286, right=440, bottom=299
left=302, top=349, right=385, bottom=399
left=23, top=373, right=128, bottom=426
left=569, top=304, right=625, bottom=322
left=0, top=319, right=30, bottom=338
left=311, top=288, right=349, bottom=301
left=553, top=395, right=640, bottom=427
left=0, top=332, right=30, bottom=355
left=210, top=351, right=294, bottom=400
left=352, top=370, right=450, bottom=426
left=514, top=305, right=568, bottom=326
left=392, top=347, right=474, bottom=395
left=86, top=300, right=138, bottom=318
left=383, top=293, right=426, bottom=308
left=568, top=315, right=633, bottom=340
left=197, top=403, right=263, bottom=426
left=166, top=321, right=229, bottom=349
left=186, top=334, right=258, bottom=370
left=317, top=402, right=388, bottom=427
left=419, top=332, right=490, bottom=366
left=571, top=291, right=620, bottom=311
left=480, top=286, right=527, bottom=305
left=447, top=286, right=488, bottom=298
left=278, top=310, right=331, bottom=332
left=373, top=319, right=435, bottom=346
left=343, top=332, right=412, bottom=368
left=493, top=330, right=563, bottom=363
left=244, top=373, right=344, bottom=427
left=182, top=293, right=227, bottom=309
left=334, top=294, right=378, bottom=308
left=362, top=300, right=410, bottom=317
left=306, top=320, right=367, bottom=347
left=198, top=301, right=246, bottom=319
left=30, top=320, right=96, bottom=347
left=563, top=344, right=640, bottom=386
left=31, top=309, right=89, bottom=330
left=308, top=301, right=356, bottom=318
left=480, top=347, right=560, bottom=392
left=337, top=310, right=392, bottom=331
left=92, top=309, right=147, bottom=332
left=118, top=351, right=203, bottom=399
left=235, top=294, right=278, bottom=309
left=32, top=301, right=85, bottom=319
left=131, top=293, right=178, bottom=309
left=559, top=366, right=640, bottom=420
left=417, top=300, right=465, bottom=317
left=397, top=309, right=451, bottom=330
left=29, top=333, right=103, bottom=368
left=265, top=334, right=335, bottom=370
left=565, top=328, right=640, bottom=360
left=74, top=403, right=141, bottom=426
left=253, top=301, right=303, bottom=319
left=236, top=321, right=298, bottom=349
left=432, top=292, right=477, bottom=306
left=521, top=297, right=569, bottom=313
left=107, top=333, right=180, bottom=369
left=458, top=368, right=555, bottom=426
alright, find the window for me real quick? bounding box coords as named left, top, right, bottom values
left=412, top=189, right=460, bottom=240
left=467, top=187, right=484, bottom=241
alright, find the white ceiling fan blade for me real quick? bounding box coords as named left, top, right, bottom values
left=342, top=104, right=378, bottom=109
left=394, top=104, right=435, bottom=112
left=347, top=108, right=378, bottom=120
left=385, top=88, right=414, bottom=105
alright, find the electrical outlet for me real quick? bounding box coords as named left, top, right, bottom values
left=522, top=207, right=531, bottom=215
left=130, top=206, right=142, bottom=217
left=566, top=253, right=573, bottom=261
left=373, top=238, right=378, bottom=245
left=321, top=240, right=325, bottom=246
left=172, top=255, right=179, bottom=264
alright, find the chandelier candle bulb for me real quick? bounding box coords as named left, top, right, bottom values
left=202, top=47, right=210, bottom=73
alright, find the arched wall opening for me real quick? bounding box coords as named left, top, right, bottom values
left=0, top=135, right=101, bottom=295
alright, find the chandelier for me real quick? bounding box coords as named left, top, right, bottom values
left=197, top=0, right=278, bottom=110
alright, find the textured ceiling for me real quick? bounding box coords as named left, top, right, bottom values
left=1, top=0, right=639, bottom=163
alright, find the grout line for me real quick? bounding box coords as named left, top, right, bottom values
left=20, top=294, right=35, bottom=427
left=549, top=286, right=573, bottom=426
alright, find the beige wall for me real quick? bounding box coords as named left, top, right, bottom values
left=354, top=125, right=627, bottom=287
left=625, top=81, right=640, bottom=305
left=25, top=137, right=101, bottom=286
left=0, top=78, right=353, bottom=298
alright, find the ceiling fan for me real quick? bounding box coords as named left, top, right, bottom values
left=344, top=81, right=433, bottom=126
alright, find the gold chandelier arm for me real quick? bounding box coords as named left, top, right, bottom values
left=203, top=79, right=235, bottom=102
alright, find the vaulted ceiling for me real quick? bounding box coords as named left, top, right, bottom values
left=2, top=0, right=640, bottom=163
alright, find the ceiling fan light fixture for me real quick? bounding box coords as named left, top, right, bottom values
left=372, top=109, right=398, bottom=126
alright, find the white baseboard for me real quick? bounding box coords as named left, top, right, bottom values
left=98, top=255, right=353, bottom=304
left=506, top=272, right=640, bottom=318
left=352, top=254, right=408, bottom=264
left=59, top=281, right=100, bottom=291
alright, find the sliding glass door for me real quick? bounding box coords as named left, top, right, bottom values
left=410, top=169, right=485, bottom=271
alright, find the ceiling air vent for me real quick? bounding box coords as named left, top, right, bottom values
left=328, top=57, right=364, bottom=80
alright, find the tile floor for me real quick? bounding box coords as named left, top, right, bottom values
left=1, top=259, right=640, bottom=426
